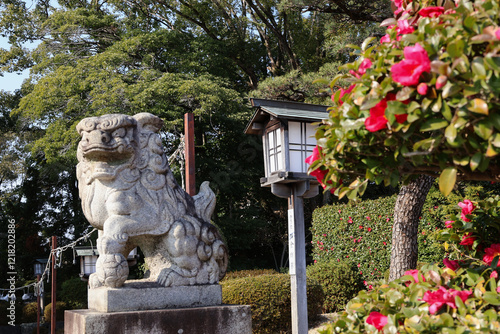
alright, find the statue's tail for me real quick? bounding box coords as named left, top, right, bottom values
left=192, top=181, right=216, bottom=222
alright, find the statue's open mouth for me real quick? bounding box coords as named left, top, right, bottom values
left=82, top=144, right=133, bottom=162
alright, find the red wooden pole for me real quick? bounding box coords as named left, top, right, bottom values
left=184, top=112, right=196, bottom=196
left=51, top=236, right=57, bottom=334
left=36, top=275, right=40, bottom=334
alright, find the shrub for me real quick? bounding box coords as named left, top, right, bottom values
left=22, top=301, right=40, bottom=323
left=310, top=183, right=499, bottom=283
left=222, top=269, right=278, bottom=281
left=307, top=260, right=363, bottom=313
left=43, top=302, right=67, bottom=323
left=311, top=195, right=396, bottom=283
left=221, top=273, right=324, bottom=334
left=321, top=196, right=500, bottom=333
left=60, top=277, right=88, bottom=309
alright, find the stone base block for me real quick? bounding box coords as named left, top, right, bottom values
left=65, top=305, right=252, bottom=334
left=89, top=282, right=222, bottom=312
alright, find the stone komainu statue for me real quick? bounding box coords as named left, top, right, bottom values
left=76, top=113, right=228, bottom=289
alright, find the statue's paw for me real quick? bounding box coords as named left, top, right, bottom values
left=157, top=268, right=191, bottom=287
left=100, top=233, right=129, bottom=253
left=157, top=269, right=175, bottom=287
left=95, top=253, right=129, bottom=288
left=89, top=273, right=103, bottom=289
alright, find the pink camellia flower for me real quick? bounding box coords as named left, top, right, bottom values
left=396, top=20, right=415, bottom=40
left=445, top=220, right=454, bottom=228
left=443, top=258, right=460, bottom=271
left=417, top=82, right=428, bottom=95
left=422, top=286, right=472, bottom=314
left=419, top=6, right=445, bottom=18
left=393, top=0, right=413, bottom=15
left=366, top=311, right=388, bottom=331
left=305, top=146, right=335, bottom=193
left=404, top=269, right=425, bottom=286
left=334, top=84, right=355, bottom=105
left=365, top=93, right=408, bottom=132
left=459, top=233, right=476, bottom=247
left=483, top=244, right=500, bottom=265
left=497, top=286, right=500, bottom=293
left=496, top=29, right=500, bottom=40
left=491, top=271, right=498, bottom=279
left=380, top=34, right=391, bottom=43
left=458, top=200, right=475, bottom=222
left=350, top=58, right=372, bottom=78
left=391, top=43, right=431, bottom=86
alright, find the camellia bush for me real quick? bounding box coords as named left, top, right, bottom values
left=308, top=0, right=500, bottom=198
left=311, top=192, right=450, bottom=283
left=320, top=198, right=500, bottom=333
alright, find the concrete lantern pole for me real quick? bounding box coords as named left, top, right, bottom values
left=271, top=181, right=318, bottom=334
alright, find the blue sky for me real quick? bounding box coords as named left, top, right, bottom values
left=0, top=37, right=31, bottom=93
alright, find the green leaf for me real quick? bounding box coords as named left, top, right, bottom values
left=447, top=39, right=464, bottom=58
left=474, top=121, right=493, bottom=140
left=441, top=82, right=461, bottom=99
left=491, top=133, right=500, bottom=148
left=470, top=152, right=482, bottom=171
left=346, top=44, right=361, bottom=50
left=360, top=97, right=382, bottom=111
left=471, top=58, right=486, bottom=78
left=454, top=295, right=466, bottom=317
left=396, top=87, right=414, bottom=101
left=361, top=37, right=376, bottom=51
left=483, top=291, right=500, bottom=305
left=421, top=118, right=448, bottom=131
left=445, top=124, right=457, bottom=143
left=439, top=167, right=457, bottom=196
left=453, top=156, right=469, bottom=166
left=485, top=56, right=500, bottom=72
left=468, top=98, right=489, bottom=115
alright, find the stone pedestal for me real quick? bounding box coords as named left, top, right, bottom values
left=65, top=305, right=252, bottom=334
left=66, top=283, right=252, bottom=333
left=88, top=282, right=222, bottom=312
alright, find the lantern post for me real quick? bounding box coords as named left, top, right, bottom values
left=245, top=98, right=328, bottom=334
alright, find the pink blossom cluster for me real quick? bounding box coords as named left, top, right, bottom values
left=422, top=286, right=472, bottom=314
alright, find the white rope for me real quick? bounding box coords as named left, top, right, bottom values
left=0, top=228, right=97, bottom=292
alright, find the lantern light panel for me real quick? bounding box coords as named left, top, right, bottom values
left=245, top=98, right=328, bottom=186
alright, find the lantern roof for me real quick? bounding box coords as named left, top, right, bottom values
left=75, top=246, right=98, bottom=256
left=244, top=98, right=329, bottom=135
left=75, top=246, right=138, bottom=258
left=33, top=258, right=48, bottom=264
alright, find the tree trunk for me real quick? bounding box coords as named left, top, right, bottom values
left=388, top=175, right=434, bottom=281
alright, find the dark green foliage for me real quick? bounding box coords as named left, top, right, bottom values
left=43, top=302, right=67, bottom=323
left=0, top=300, right=23, bottom=326
left=221, top=273, right=324, bottom=334
left=60, top=277, right=88, bottom=309
left=222, top=269, right=278, bottom=281
left=307, top=260, right=363, bottom=313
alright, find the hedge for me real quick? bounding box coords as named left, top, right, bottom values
left=311, top=195, right=397, bottom=283
left=60, top=277, right=88, bottom=309
left=221, top=273, right=324, bottom=333
left=307, top=260, right=363, bottom=313
left=310, top=182, right=499, bottom=284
